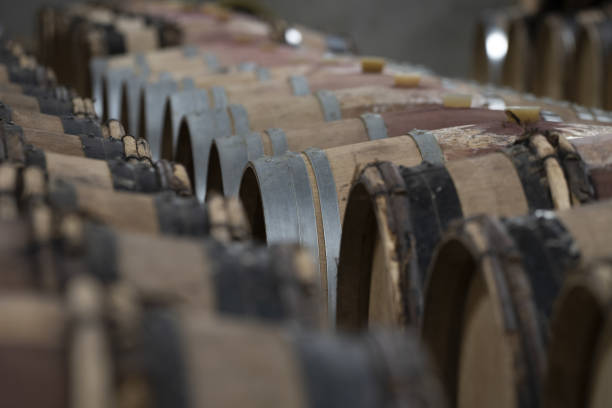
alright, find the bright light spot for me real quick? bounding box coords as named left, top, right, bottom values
left=485, top=30, right=508, bottom=62
left=285, top=28, right=303, bottom=46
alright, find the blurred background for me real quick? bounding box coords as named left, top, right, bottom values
left=1, top=0, right=514, bottom=78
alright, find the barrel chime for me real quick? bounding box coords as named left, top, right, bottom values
left=1, top=1, right=611, bottom=407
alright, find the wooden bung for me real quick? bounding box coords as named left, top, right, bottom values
left=421, top=199, right=612, bottom=408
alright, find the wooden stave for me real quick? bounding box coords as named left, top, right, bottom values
left=421, top=199, right=612, bottom=408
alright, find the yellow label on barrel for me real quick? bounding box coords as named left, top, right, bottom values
left=361, top=58, right=386, bottom=73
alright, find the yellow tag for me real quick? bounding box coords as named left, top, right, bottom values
left=361, top=57, right=386, bottom=73
left=394, top=74, right=421, bottom=87
left=505, top=106, right=541, bottom=124
left=443, top=93, right=472, bottom=108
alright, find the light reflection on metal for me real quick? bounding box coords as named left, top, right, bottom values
left=486, top=30, right=508, bottom=62
left=284, top=27, right=303, bottom=46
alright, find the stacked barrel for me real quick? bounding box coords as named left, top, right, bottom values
left=1, top=1, right=612, bottom=407
left=473, top=0, right=612, bottom=111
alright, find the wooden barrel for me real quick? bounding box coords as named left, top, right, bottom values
left=336, top=126, right=612, bottom=329
left=159, top=69, right=425, bottom=159
left=542, top=259, right=612, bottom=408
left=0, top=212, right=316, bottom=324
left=502, top=15, right=538, bottom=92
left=130, top=61, right=356, bottom=143
left=533, top=14, right=578, bottom=99
left=0, top=104, right=101, bottom=136
left=574, top=18, right=612, bottom=109
left=6, top=146, right=191, bottom=196
left=0, top=122, right=134, bottom=161
left=208, top=107, right=508, bottom=198
left=0, top=91, right=96, bottom=117
left=421, top=199, right=612, bottom=408
left=238, top=118, right=612, bottom=321
left=0, top=62, right=57, bottom=88
left=175, top=83, right=492, bottom=200
left=97, top=41, right=329, bottom=121
left=17, top=165, right=248, bottom=240
left=0, top=285, right=444, bottom=408
left=472, top=9, right=518, bottom=84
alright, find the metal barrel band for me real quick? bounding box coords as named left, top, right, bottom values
left=145, top=79, right=178, bottom=160
left=303, top=148, right=342, bottom=324
left=210, top=86, right=228, bottom=108
left=204, top=53, right=220, bottom=72
left=105, top=67, right=134, bottom=120
left=79, top=134, right=124, bottom=160
left=408, top=130, right=445, bottom=165
left=360, top=113, right=388, bottom=140
left=289, top=75, right=311, bottom=96
left=154, top=192, right=209, bottom=236
left=90, top=57, right=109, bottom=117
left=264, top=128, right=289, bottom=155
left=228, top=104, right=251, bottom=135
left=315, top=90, right=342, bottom=122
left=169, top=89, right=211, bottom=155
left=182, top=45, right=198, bottom=58
left=256, top=67, right=271, bottom=81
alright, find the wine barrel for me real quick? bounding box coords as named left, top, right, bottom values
left=421, top=199, right=612, bottom=408
left=336, top=126, right=612, bottom=329
left=7, top=147, right=190, bottom=195
left=71, top=15, right=161, bottom=96
left=0, top=83, right=74, bottom=101
left=1, top=122, right=128, bottom=161
left=1, top=119, right=154, bottom=164
left=0, top=103, right=101, bottom=136
left=533, top=14, right=578, bottom=99
left=0, top=285, right=444, bottom=408
left=239, top=117, right=612, bottom=321
left=159, top=70, right=424, bottom=159
left=502, top=15, right=538, bottom=92
left=472, top=8, right=519, bottom=84
left=208, top=107, right=508, bottom=198
left=132, top=61, right=356, bottom=144
left=97, top=41, right=329, bottom=121
left=574, top=18, right=612, bottom=109
left=0, top=213, right=315, bottom=323
left=176, top=83, right=491, bottom=200
left=18, top=165, right=248, bottom=240
left=0, top=62, right=57, bottom=88
left=0, top=91, right=96, bottom=117
left=542, top=259, right=612, bottom=408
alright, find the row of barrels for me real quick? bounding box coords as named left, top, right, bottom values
left=474, top=2, right=612, bottom=110
left=36, top=1, right=351, bottom=97
left=10, top=1, right=612, bottom=407
left=0, top=14, right=450, bottom=408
